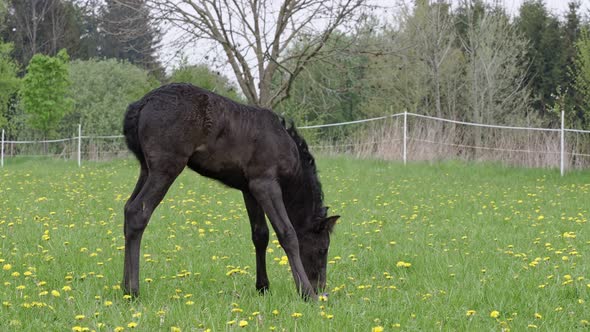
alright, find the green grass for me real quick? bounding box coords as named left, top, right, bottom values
left=0, top=157, right=589, bottom=331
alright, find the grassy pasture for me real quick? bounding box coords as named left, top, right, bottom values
left=0, top=157, right=589, bottom=331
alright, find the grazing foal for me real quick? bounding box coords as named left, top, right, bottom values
left=122, top=83, right=339, bottom=300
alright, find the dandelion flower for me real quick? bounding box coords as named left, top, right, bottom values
left=127, top=322, right=138, bottom=328
left=291, top=312, right=303, bottom=318
left=75, top=315, right=85, bottom=320
left=396, top=261, right=411, bottom=268
left=490, top=310, right=500, bottom=318
left=238, top=320, right=248, bottom=327
left=3, top=264, right=12, bottom=271
left=466, top=310, right=476, bottom=317
left=372, top=326, right=384, bottom=332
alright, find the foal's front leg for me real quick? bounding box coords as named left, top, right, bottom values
left=248, top=178, right=317, bottom=300
left=242, top=192, right=270, bottom=293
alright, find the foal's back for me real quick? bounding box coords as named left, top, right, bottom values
left=132, top=83, right=300, bottom=191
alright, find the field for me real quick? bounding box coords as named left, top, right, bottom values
left=0, top=157, right=589, bottom=331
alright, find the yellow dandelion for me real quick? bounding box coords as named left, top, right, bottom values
left=466, top=310, right=476, bottom=317
left=490, top=310, right=500, bottom=318
left=238, top=320, right=248, bottom=327
left=396, top=261, right=411, bottom=268
left=372, top=326, right=384, bottom=332
left=114, top=327, right=124, bottom=332
left=534, top=313, right=542, bottom=319
left=170, top=327, right=181, bottom=332
left=291, top=312, right=303, bottom=318
left=75, top=315, right=85, bottom=320
left=127, top=322, right=138, bottom=328
left=3, top=264, right=12, bottom=271
left=272, top=309, right=279, bottom=315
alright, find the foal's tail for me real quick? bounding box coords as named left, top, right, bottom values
left=123, top=100, right=145, bottom=164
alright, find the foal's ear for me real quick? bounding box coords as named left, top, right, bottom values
left=322, top=215, right=340, bottom=233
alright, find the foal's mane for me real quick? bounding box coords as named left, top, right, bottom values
left=281, top=118, right=328, bottom=225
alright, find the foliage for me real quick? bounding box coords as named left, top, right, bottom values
left=168, top=61, right=242, bottom=102
left=66, top=58, right=158, bottom=136
left=21, top=49, right=73, bottom=138
left=276, top=31, right=371, bottom=125
left=571, top=28, right=590, bottom=129
left=0, top=158, right=588, bottom=330
left=0, top=41, right=20, bottom=129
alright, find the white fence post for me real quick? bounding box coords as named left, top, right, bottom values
left=78, top=124, right=82, bottom=167
left=1, top=129, right=4, bottom=168
left=403, top=111, right=407, bottom=165
left=559, top=111, right=565, bottom=176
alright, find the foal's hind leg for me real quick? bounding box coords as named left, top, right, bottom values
left=123, top=160, right=185, bottom=297
left=243, top=191, right=270, bottom=293
left=124, top=163, right=148, bottom=237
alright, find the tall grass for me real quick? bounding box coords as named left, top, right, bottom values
left=0, top=158, right=589, bottom=331
left=309, top=116, right=590, bottom=169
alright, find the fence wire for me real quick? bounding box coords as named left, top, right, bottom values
left=2, top=112, right=590, bottom=172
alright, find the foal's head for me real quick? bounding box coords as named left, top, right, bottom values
left=285, top=123, right=340, bottom=291
left=298, top=210, right=339, bottom=291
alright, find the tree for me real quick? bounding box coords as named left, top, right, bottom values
left=70, top=0, right=104, bottom=60
left=148, top=0, right=366, bottom=108
left=65, top=58, right=157, bottom=136
left=3, top=0, right=81, bottom=67
left=101, top=0, right=164, bottom=78
left=402, top=0, right=457, bottom=118
left=0, top=42, right=20, bottom=130
left=21, top=49, right=73, bottom=139
left=458, top=0, right=531, bottom=151
left=461, top=2, right=531, bottom=122
left=571, top=28, right=590, bottom=128
left=276, top=31, right=371, bottom=124
left=515, top=0, right=563, bottom=114
left=168, top=60, right=242, bottom=102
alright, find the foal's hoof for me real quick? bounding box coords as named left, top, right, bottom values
left=256, top=284, right=270, bottom=294
left=122, top=286, right=139, bottom=299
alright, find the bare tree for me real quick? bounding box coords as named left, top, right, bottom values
left=458, top=1, right=531, bottom=149
left=148, top=0, right=366, bottom=108
left=402, top=0, right=456, bottom=118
